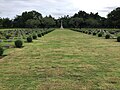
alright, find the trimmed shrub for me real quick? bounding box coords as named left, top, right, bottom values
left=6, top=34, right=11, bottom=39
left=33, top=35, right=37, bottom=39
left=41, top=33, right=44, bottom=36
left=0, top=47, right=4, bottom=56
left=27, top=37, right=32, bottom=42
left=83, top=31, right=85, bottom=33
left=88, top=32, right=91, bottom=34
left=117, top=36, right=120, bottom=42
left=93, top=32, right=96, bottom=35
left=38, top=34, right=42, bottom=37
left=105, top=34, right=110, bottom=39
left=98, top=33, right=102, bottom=37
left=85, top=32, right=88, bottom=34
left=15, top=40, right=23, bottom=48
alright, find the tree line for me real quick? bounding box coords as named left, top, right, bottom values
left=0, top=7, right=120, bottom=28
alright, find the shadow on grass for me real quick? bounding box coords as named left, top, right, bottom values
left=14, top=46, right=25, bottom=48
left=24, top=41, right=33, bottom=43
left=0, top=55, right=7, bottom=59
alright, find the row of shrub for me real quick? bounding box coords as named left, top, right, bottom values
left=71, top=29, right=120, bottom=42
left=0, top=29, right=55, bottom=56
left=0, top=28, right=49, bottom=40
left=117, top=36, right=120, bottom=42
left=15, top=29, right=55, bottom=48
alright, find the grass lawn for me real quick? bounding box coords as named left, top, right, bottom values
left=0, top=29, right=120, bottom=90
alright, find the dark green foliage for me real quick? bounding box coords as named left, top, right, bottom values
left=42, top=16, right=56, bottom=28
left=15, top=40, right=23, bottom=48
left=13, top=10, right=42, bottom=28
left=5, top=34, right=11, bottom=39
left=107, top=7, right=120, bottom=28
left=38, top=34, right=42, bottom=37
left=93, top=32, right=96, bottom=35
left=105, top=34, right=110, bottom=39
left=26, top=19, right=41, bottom=28
left=0, top=7, right=120, bottom=28
left=98, top=33, right=102, bottom=37
left=117, top=36, right=120, bottom=42
left=83, top=31, right=85, bottom=33
left=33, top=35, right=37, bottom=39
left=27, top=37, right=32, bottom=42
left=88, top=32, right=91, bottom=34
left=85, top=18, right=100, bottom=28
left=41, top=33, right=44, bottom=36
left=0, top=47, right=4, bottom=56
left=69, top=17, right=84, bottom=28
left=85, top=32, right=88, bottom=34
left=1, top=18, right=12, bottom=28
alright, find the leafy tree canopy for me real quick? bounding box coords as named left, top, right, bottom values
left=0, top=7, right=120, bottom=28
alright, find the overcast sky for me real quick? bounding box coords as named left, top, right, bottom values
left=0, top=0, right=120, bottom=19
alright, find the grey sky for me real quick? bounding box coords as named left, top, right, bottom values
left=0, top=0, right=120, bottom=19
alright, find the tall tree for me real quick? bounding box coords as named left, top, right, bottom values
left=69, top=17, right=84, bottom=28
left=25, top=19, right=41, bottom=28
left=85, top=18, right=100, bottom=28
left=107, top=7, right=120, bottom=28
left=73, top=11, right=89, bottom=19
left=42, top=16, right=56, bottom=28
left=13, top=10, right=42, bottom=28
left=0, top=18, right=2, bottom=28
left=2, top=18, right=12, bottom=28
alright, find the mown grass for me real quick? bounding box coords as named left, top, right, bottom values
left=0, top=29, right=120, bottom=90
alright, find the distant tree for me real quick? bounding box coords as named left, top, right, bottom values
left=13, top=10, right=43, bottom=28
left=85, top=18, right=100, bottom=28
left=73, top=11, right=89, bottom=19
left=62, top=15, right=70, bottom=28
left=2, top=18, right=12, bottom=28
left=13, top=15, right=24, bottom=28
left=0, top=18, right=2, bottom=28
left=25, top=19, right=41, bottom=28
left=2, top=8, right=120, bottom=29
left=42, top=16, right=56, bottom=28
left=69, top=17, right=84, bottom=28
left=72, top=10, right=105, bottom=28
left=107, top=7, right=120, bottom=28
left=22, top=10, right=42, bottom=21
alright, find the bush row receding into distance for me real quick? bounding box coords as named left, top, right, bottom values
left=71, top=28, right=120, bottom=42
left=0, top=29, right=55, bottom=57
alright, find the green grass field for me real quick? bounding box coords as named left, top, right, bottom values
left=0, top=29, right=120, bottom=90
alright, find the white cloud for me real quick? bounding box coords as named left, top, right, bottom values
left=70, top=0, right=120, bottom=17
left=0, top=0, right=120, bottom=19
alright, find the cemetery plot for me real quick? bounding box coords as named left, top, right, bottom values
left=71, top=28, right=120, bottom=41
left=0, top=28, right=55, bottom=56
left=0, top=29, right=120, bottom=90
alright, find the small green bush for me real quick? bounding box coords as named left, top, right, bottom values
left=0, top=47, right=4, bottom=56
left=33, top=35, right=37, bottom=39
left=83, top=31, right=85, bottom=33
left=98, top=33, right=102, bottom=37
left=38, top=34, right=42, bottom=37
left=27, top=37, right=32, bottom=42
left=93, top=32, right=96, bottom=35
left=105, top=34, right=110, bottom=39
left=6, top=34, right=11, bottom=39
left=88, top=32, right=91, bottom=34
left=15, top=40, right=23, bottom=48
left=117, top=36, right=120, bottom=42
left=85, top=32, right=88, bottom=34
left=41, top=33, right=44, bottom=36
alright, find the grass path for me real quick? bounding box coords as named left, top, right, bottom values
left=0, top=29, right=120, bottom=90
